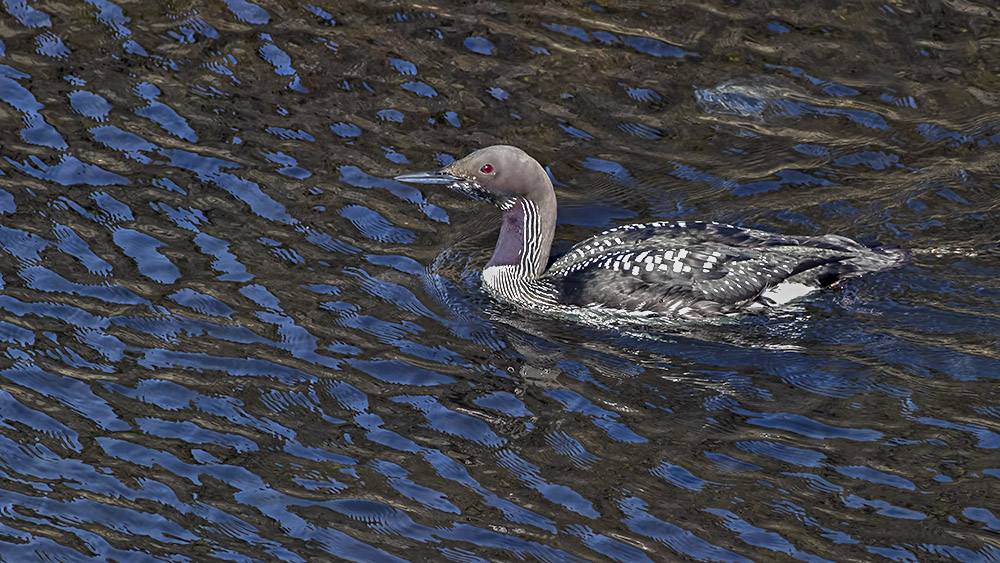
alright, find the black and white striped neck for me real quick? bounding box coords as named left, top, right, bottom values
left=481, top=197, right=560, bottom=307
left=485, top=197, right=552, bottom=278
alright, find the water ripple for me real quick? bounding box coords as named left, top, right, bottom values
left=0, top=0, right=997, bottom=560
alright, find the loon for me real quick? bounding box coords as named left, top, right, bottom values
left=396, top=145, right=906, bottom=319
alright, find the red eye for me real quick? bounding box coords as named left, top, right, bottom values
left=481, top=164, right=494, bottom=174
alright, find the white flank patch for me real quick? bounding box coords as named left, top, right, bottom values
left=760, top=282, right=817, bottom=305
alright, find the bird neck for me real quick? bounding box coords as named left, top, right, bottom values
left=486, top=195, right=556, bottom=279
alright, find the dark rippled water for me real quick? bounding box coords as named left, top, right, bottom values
left=1, top=1, right=999, bottom=561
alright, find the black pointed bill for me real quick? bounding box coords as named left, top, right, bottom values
left=396, top=169, right=495, bottom=203
left=394, top=170, right=463, bottom=185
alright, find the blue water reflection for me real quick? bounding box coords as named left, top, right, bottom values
left=0, top=0, right=999, bottom=561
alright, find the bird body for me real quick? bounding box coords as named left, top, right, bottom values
left=396, top=145, right=906, bottom=319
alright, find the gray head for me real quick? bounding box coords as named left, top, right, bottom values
left=396, top=145, right=559, bottom=278
left=395, top=145, right=555, bottom=207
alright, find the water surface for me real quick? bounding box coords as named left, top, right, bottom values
left=1, top=1, right=999, bottom=561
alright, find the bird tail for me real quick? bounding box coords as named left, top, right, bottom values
left=787, top=235, right=909, bottom=287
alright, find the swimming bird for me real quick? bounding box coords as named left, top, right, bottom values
left=396, top=145, right=906, bottom=319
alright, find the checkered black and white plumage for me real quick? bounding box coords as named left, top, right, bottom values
left=543, top=220, right=905, bottom=318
